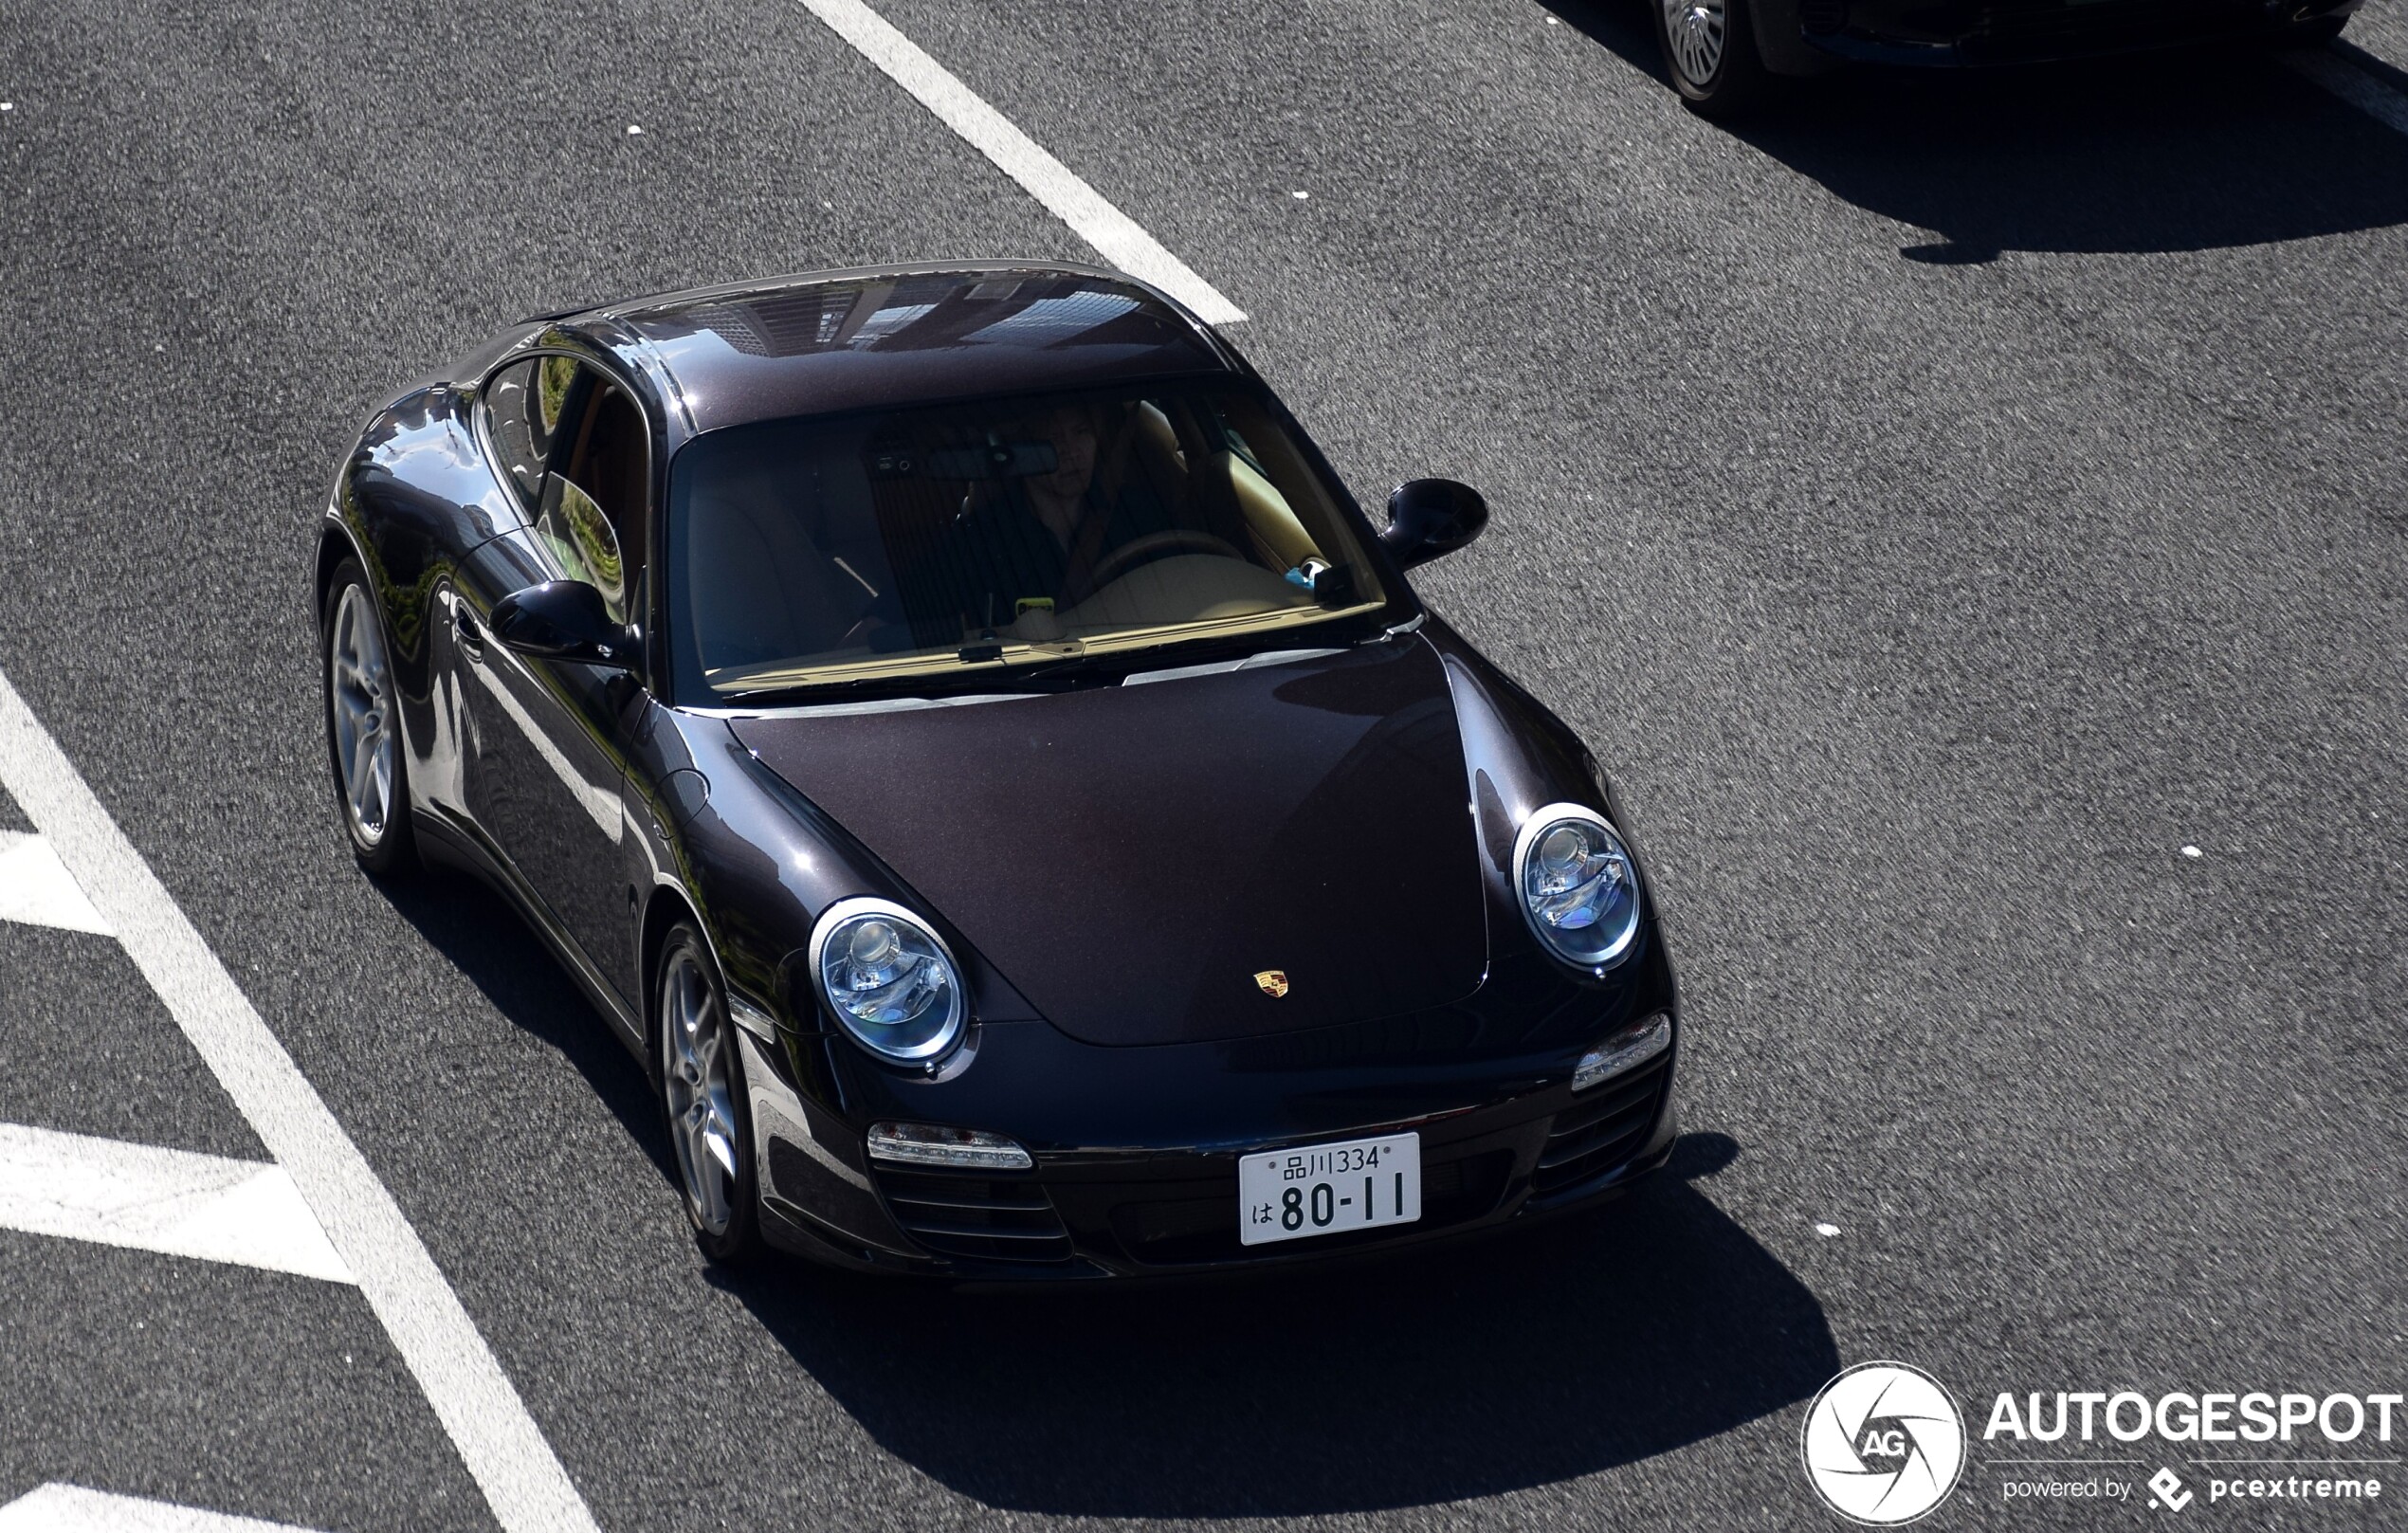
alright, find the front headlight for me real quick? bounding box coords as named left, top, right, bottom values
left=1513, top=803, right=1642, bottom=974
left=808, top=896, right=967, bottom=1061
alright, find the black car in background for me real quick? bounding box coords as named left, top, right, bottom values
left=316, top=262, right=1681, bottom=1280
left=1651, top=0, right=2362, bottom=114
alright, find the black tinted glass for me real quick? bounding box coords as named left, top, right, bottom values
left=665, top=382, right=1393, bottom=702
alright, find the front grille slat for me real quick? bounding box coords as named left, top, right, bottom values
left=889, top=1216, right=1068, bottom=1242
left=1531, top=1054, right=1669, bottom=1196
left=1548, top=1071, right=1663, bottom=1139
left=1535, top=1101, right=1653, bottom=1171
left=874, top=1167, right=1074, bottom=1265
left=885, top=1189, right=1052, bottom=1214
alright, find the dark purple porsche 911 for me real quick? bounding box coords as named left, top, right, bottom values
left=315, top=262, right=1679, bottom=1279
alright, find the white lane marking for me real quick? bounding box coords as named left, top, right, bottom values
left=793, top=0, right=1248, bottom=325
left=0, top=1122, right=352, bottom=1283
left=0, top=666, right=600, bottom=1533
left=2288, top=48, right=2408, bottom=137
left=0, top=830, right=112, bottom=934
left=0, top=1484, right=325, bottom=1533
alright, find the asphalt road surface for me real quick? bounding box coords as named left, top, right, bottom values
left=2, top=0, right=2404, bottom=1528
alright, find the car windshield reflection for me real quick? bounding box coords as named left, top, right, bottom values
left=664, top=380, right=1396, bottom=703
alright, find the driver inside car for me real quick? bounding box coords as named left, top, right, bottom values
left=928, top=399, right=1184, bottom=641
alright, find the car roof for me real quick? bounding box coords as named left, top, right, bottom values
left=563, top=261, right=1241, bottom=439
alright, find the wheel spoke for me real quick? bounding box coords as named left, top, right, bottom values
left=348, top=746, right=378, bottom=820
left=703, top=1121, right=739, bottom=1179
left=366, top=747, right=391, bottom=831
left=694, top=1158, right=727, bottom=1229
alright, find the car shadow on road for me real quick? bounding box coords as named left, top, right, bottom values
left=374, top=866, right=678, bottom=1188
left=713, top=1131, right=1836, bottom=1517
left=376, top=871, right=1833, bottom=1514
left=1549, top=1, right=2408, bottom=260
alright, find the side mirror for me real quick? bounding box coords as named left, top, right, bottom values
left=1378, top=479, right=1489, bottom=570
left=489, top=581, right=638, bottom=668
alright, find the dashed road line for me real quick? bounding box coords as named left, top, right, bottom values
left=0, top=664, right=600, bottom=1533
left=0, top=1122, right=352, bottom=1282
left=794, top=0, right=1249, bottom=324
left=2288, top=46, right=2408, bottom=137
left=0, top=1484, right=325, bottom=1533
left=0, top=830, right=111, bottom=934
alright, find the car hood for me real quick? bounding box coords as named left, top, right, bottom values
left=730, top=638, right=1487, bottom=1047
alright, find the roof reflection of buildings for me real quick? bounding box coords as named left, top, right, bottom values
left=680, top=274, right=1161, bottom=360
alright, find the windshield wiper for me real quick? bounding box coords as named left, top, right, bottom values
left=712, top=675, right=956, bottom=707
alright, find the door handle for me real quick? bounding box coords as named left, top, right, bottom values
left=454, top=602, right=486, bottom=659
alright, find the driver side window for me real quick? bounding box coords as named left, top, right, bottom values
left=533, top=362, right=650, bottom=628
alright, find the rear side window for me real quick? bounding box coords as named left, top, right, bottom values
left=482, top=357, right=572, bottom=510
left=536, top=370, right=649, bottom=625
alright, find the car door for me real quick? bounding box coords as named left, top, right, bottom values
left=456, top=355, right=649, bottom=1012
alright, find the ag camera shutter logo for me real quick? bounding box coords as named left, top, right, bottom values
left=1802, top=1361, right=1968, bottom=1524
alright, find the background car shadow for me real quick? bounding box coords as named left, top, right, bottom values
left=1549, top=1, right=2408, bottom=261
left=388, top=870, right=1835, bottom=1517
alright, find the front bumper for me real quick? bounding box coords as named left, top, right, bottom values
left=762, top=1049, right=1677, bottom=1281
left=742, top=942, right=1683, bottom=1280
left=1794, top=0, right=2361, bottom=65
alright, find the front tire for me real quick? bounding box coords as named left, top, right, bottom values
left=658, top=924, right=759, bottom=1261
left=1653, top=0, right=1771, bottom=117
left=320, top=559, right=415, bottom=875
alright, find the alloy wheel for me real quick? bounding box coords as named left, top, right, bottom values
left=328, top=585, right=395, bottom=848
left=662, top=948, right=741, bottom=1237
left=1662, top=0, right=1728, bottom=85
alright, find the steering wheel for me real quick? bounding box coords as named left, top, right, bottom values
left=1083, top=529, right=1248, bottom=593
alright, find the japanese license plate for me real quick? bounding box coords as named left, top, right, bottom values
left=1237, top=1131, right=1421, bottom=1246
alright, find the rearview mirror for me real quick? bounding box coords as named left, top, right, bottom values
left=490, top=581, right=637, bottom=669
left=1379, top=479, right=1489, bottom=570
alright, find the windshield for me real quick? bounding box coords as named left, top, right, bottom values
left=665, top=380, right=1397, bottom=702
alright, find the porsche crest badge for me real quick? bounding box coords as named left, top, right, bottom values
left=1253, top=969, right=1290, bottom=998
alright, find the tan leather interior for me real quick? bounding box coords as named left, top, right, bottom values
left=1200, top=449, right=1323, bottom=573
left=1132, top=400, right=1187, bottom=478
left=1056, top=553, right=1304, bottom=632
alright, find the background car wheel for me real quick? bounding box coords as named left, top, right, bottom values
left=1652, top=0, right=1771, bottom=117
left=658, top=924, right=758, bottom=1261
left=320, top=558, right=416, bottom=875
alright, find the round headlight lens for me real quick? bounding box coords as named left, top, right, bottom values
left=809, top=897, right=966, bottom=1061
left=1514, top=805, right=1641, bottom=972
